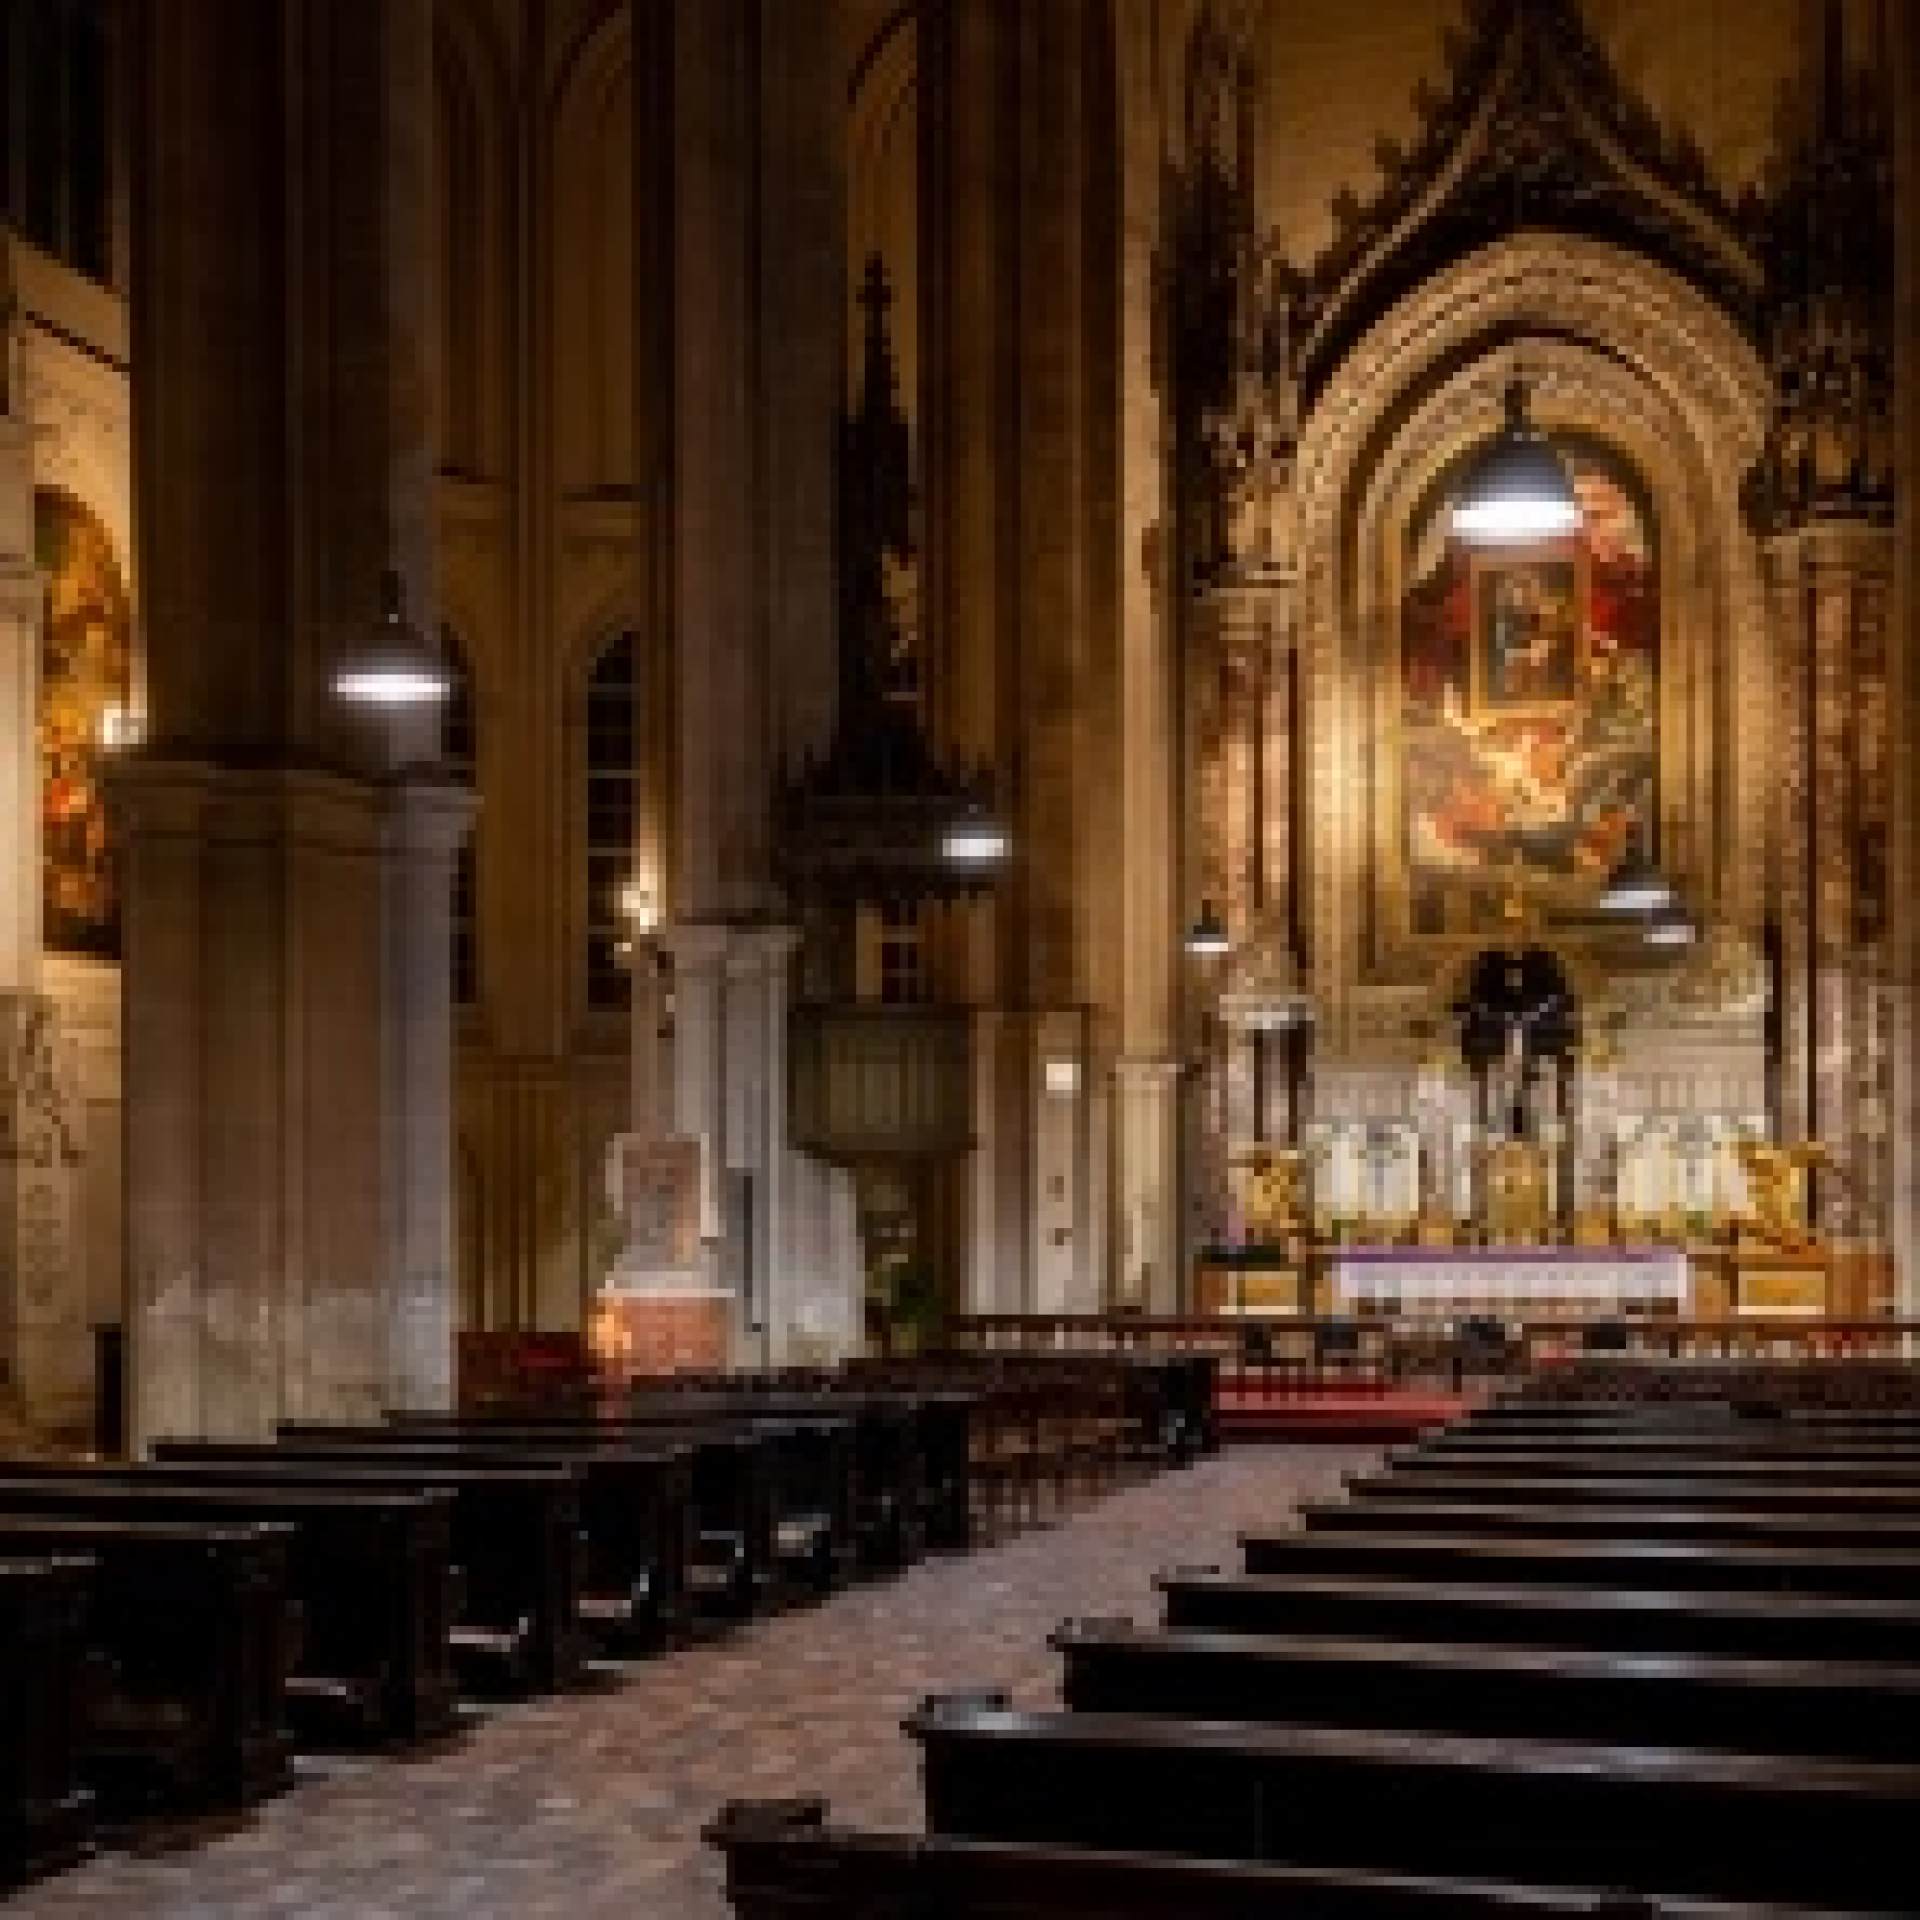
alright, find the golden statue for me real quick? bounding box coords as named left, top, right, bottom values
left=1733, top=1138, right=1835, bottom=1252
left=1233, top=1144, right=1307, bottom=1243
left=1484, top=1138, right=1550, bottom=1244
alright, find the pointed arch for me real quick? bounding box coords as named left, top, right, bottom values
left=550, top=8, right=634, bottom=494
left=433, top=0, right=514, bottom=478
left=440, top=620, right=479, bottom=1008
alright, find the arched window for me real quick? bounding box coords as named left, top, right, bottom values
left=584, top=630, right=639, bottom=1012
left=440, top=626, right=478, bottom=1008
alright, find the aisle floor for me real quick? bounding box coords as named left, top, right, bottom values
left=14, top=1444, right=1372, bottom=1920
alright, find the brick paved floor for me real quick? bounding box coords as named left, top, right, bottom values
left=14, top=1445, right=1373, bottom=1920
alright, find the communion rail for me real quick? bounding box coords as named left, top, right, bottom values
left=946, top=1313, right=1920, bottom=1394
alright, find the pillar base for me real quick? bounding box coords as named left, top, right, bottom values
left=0, top=993, right=86, bottom=1435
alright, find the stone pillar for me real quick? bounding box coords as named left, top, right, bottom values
left=380, top=782, right=474, bottom=1410
left=120, top=0, right=464, bottom=1443
left=1768, top=525, right=1897, bottom=1285
left=1896, top=0, right=1920, bottom=1317
left=0, top=287, right=86, bottom=1432
left=631, top=0, right=856, bottom=1366
left=1108, top=0, right=1180, bottom=1312
left=1113, top=1057, right=1180, bottom=1310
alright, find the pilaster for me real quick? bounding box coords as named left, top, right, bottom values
left=1112, top=1054, right=1181, bottom=1311
left=1766, top=523, right=1896, bottom=1256
left=116, top=762, right=471, bottom=1443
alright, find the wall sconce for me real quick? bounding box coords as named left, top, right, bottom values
left=617, top=877, right=661, bottom=936
left=97, top=702, right=145, bottom=751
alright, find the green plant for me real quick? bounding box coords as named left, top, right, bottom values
left=886, top=1263, right=945, bottom=1350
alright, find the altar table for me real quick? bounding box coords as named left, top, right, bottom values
left=1330, top=1246, right=1691, bottom=1318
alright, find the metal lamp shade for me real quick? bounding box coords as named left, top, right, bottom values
left=1450, top=379, right=1582, bottom=544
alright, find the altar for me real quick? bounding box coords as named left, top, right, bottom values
left=1329, top=1246, right=1690, bottom=1319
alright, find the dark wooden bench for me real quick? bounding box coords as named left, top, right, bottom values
left=0, top=1557, right=92, bottom=1887
left=276, top=1427, right=696, bottom=1651
left=0, top=1474, right=453, bottom=1745
left=1157, top=1564, right=1920, bottom=1664
left=0, top=1512, right=293, bottom=1810
left=621, top=1389, right=933, bottom=1568
left=1240, top=1525, right=1920, bottom=1599
left=1051, top=1616, right=1920, bottom=1762
left=708, top=1796, right=1828, bottom=1919
left=907, top=1693, right=1920, bottom=1909
left=140, top=1448, right=582, bottom=1691
left=1349, top=1470, right=1920, bottom=1514
left=1402, top=1439, right=1920, bottom=1473
left=624, top=1374, right=982, bottom=1554
left=385, top=1413, right=792, bottom=1617
left=1462, top=1407, right=1920, bottom=1437
left=1295, top=1496, right=1920, bottom=1553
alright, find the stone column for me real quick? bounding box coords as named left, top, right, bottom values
left=1113, top=1057, right=1181, bottom=1310
left=1897, top=0, right=1920, bottom=1318
left=1108, top=0, right=1180, bottom=1312
left=0, top=287, right=86, bottom=1432
left=1768, top=525, right=1897, bottom=1289
left=119, top=0, right=464, bottom=1443
left=625, top=0, right=855, bottom=1366
left=380, top=781, right=475, bottom=1410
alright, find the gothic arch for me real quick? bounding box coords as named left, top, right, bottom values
left=1288, top=0, right=1766, bottom=405
left=549, top=9, right=634, bottom=494
left=847, top=6, right=918, bottom=409
left=432, top=0, right=513, bottom=479
left=1290, top=233, right=1771, bottom=1042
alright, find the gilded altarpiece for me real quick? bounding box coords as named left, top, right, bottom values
left=1389, top=442, right=1660, bottom=946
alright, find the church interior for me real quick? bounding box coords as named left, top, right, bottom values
left=2, top=0, right=1920, bottom=1912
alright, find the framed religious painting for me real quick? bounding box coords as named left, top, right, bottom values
left=1468, top=544, right=1587, bottom=716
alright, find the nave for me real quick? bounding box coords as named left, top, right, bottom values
left=5, top=1439, right=1361, bottom=1919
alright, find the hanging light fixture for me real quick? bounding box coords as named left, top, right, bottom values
left=1450, top=375, right=1582, bottom=544
left=1643, top=902, right=1698, bottom=950
left=940, top=802, right=1009, bottom=868
left=1595, top=826, right=1675, bottom=915
left=1184, top=899, right=1231, bottom=957
left=332, top=570, right=452, bottom=710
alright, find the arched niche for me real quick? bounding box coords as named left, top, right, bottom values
left=432, top=0, right=512, bottom=479
left=550, top=13, right=634, bottom=495
left=847, top=8, right=918, bottom=413
left=37, top=485, right=132, bottom=960
left=1289, top=233, right=1770, bottom=1044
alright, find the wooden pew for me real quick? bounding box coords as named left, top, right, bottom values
left=617, top=1389, right=933, bottom=1568
left=1347, top=1470, right=1920, bottom=1515
left=1157, top=1564, right=1920, bottom=1665
left=1051, top=1616, right=1920, bottom=1762
left=385, top=1413, right=794, bottom=1615
left=1403, top=1438, right=1920, bottom=1473
left=139, top=1448, right=583, bottom=1691
left=621, top=1374, right=980, bottom=1553
left=276, top=1427, right=696, bottom=1650
left=0, top=1477, right=453, bottom=1744
left=1240, top=1525, right=1920, bottom=1599
left=1461, top=1406, right=1920, bottom=1438
left=0, top=1513, right=293, bottom=1810
left=0, top=1558, right=92, bottom=1887
left=1294, top=1496, right=1920, bottom=1553
left=907, top=1693, right=1920, bottom=1909
left=708, top=1796, right=1828, bottom=1919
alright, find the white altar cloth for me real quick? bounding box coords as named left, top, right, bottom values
left=1330, top=1246, right=1690, bottom=1316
